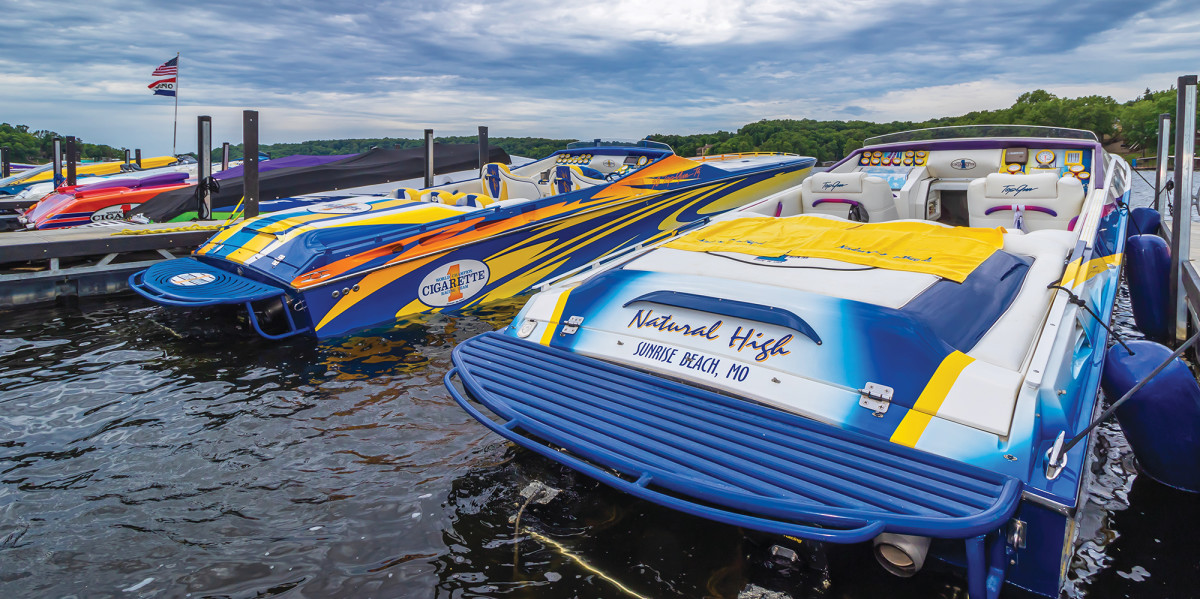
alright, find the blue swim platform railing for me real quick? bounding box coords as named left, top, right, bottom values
left=130, top=258, right=309, bottom=339
left=447, top=331, right=1023, bottom=598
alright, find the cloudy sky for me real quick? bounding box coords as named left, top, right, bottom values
left=3, top=0, right=1199, bottom=155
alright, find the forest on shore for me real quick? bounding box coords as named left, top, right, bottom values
left=1, top=87, right=1192, bottom=165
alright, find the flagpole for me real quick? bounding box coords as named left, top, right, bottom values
left=172, top=52, right=180, bottom=156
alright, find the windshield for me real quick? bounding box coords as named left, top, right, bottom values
left=565, top=139, right=674, bottom=152
left=864, top=125, right=1099, bottom=146
left=0, top=162, right=52, bottom=186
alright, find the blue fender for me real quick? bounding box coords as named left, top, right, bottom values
left=1125, top=234, right=1171, bottom=343
left=1127, top=207, right=1161, bottom=239
left=1101, top=341, right=1200, bottom=493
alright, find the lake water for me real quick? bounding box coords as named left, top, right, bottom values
left=1, top=174, right=1197, bottom=598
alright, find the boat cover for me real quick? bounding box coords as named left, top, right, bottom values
left=448, top=331, right=1021, bottom=542
left=663, top=216, right=1005, bottom=283
left=213, top=154, right=355, bottom=180
left=131, top=144, right=510, bottom=223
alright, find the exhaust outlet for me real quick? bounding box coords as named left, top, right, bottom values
left=872, top=533, right=931, bottom=578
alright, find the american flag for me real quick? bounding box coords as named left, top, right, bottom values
left=152, top=56, right=178, bottom=77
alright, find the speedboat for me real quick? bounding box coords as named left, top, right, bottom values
left=19, top=169, right=194, bottom=229
left=0, top=155, right=178, bottom=196
left=445, top=126, right=1129, bottom=598
left=130, top=140, right=815, bottom=339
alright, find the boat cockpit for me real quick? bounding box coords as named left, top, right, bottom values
left=382, top=139, right=675, bottom=211
left=741, top=125, right=1107, bottom=233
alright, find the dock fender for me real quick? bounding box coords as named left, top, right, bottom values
left=1124, top=234, right=1171, bottom=343
left=1127, top=206, right=1161, bottom=239
left=1101, top=340, right=1200, bottom=493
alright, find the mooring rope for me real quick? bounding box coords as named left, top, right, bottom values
left=109, top=222, right=226, bottom=236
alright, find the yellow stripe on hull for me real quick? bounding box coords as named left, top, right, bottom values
left=890, top=351, right=975, bottom=447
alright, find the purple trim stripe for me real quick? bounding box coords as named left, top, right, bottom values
left=983, top=204, right=1058, bottom=217
left=811, top=198, right=862, bottom=207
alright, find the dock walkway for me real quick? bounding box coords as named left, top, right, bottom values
left=0, top=221, right=223, bottom=307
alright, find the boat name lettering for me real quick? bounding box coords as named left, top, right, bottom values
left=627, top=309, right=722, bottom=340
left=728, top=326, right=792, bottom=362
left=820, top=181, right=847, bottom=191
left=679, top=351, right=721, bottom=377
left=423, top=269, right=487, bottom=296
left=633, top=341, right=678, bottom=364
left=91, top=203, right=137, bottom=222
left=417, top=259, right=491, bottom=307
left=836, top=244, right=932, bottom=263
left=650, top=167, right=702, bottom=188
left=1000, top=184, right=1037, bottom=196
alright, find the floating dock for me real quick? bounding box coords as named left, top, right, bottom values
left=0, top=222, right=222, bottom=307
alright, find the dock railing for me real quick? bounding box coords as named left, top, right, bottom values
left=1159, top=75, right=1200, bottom=346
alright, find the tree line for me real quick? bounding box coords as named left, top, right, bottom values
left=0, top=123, right=125, bottom=164
left=648, top=88, right=1193, bottom=162
left=5, top=87, right=1196, bottom=166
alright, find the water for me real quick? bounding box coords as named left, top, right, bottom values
left=2, top=175, right=1198, bottom=598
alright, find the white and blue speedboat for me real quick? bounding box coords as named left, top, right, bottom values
left=445, top=126, right=1131, bottom=597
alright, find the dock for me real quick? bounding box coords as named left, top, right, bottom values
left=0, top=221, right=223, bottom=307
left=1151, top=76, right=1200, bottom=347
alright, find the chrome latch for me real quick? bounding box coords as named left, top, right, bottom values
left=858, top=382, right=893, bottom=415
left=1008, top=519, right=1027, bottom=549
left=1045, top=431, right=1068, bottom=480
left=561, top=315, right=584, bottom=335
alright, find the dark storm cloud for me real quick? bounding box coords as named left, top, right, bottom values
left=1, top=0, right=1196, bottom=151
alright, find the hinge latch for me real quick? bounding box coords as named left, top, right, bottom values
left=858, top=382, right=893, bottom=415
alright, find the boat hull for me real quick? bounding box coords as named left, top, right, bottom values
left=295, top=162, right=812, bottom=337
left=133, top=157, right=814, bottom=339
left=440, top=131, right=1133, bottom=597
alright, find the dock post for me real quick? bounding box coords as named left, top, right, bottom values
left=52, top=138, right=63, bottom=187
left=197, top=116, right=213, bottom=220
left=478, top=126, right=489, bottom=175
left=1168, top=75, right=1197, bottom=345
left=424, top=129, right=434, bottom=188
left=1154, top=113, right=1171, bottom=214
left=123, top=148, right=131, bottom=165
left=221, top=142, right=231, bottom=171
left=65, top=136, right=78, bottom=187
left=0, top=146, right=9, bottom=178
left=243, top=110, right=259, bottom=219
left=135, top=149, right=142, bottom=168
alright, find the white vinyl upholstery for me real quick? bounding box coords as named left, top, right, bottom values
left=481, top=163, right=542, bottom=202
left=968, top=229, right=1076, bottom=370
left=967, top=173, right=1084, bottom=231
left=801, top=172, right=898, bottom=222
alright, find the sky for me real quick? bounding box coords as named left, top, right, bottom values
left=2, top=0, right=1199, bottom=155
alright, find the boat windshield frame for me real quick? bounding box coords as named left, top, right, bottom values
left=565, top=139, right=674, bottom=152
left=864, top=125, right=1099, bottom=146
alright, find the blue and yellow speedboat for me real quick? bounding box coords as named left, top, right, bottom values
left=130, top=141, right=815, bottom=339
left=445, top=126, right=1130, bottom=597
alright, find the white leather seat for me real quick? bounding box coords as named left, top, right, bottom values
left=801, top=172, right=898, bottom=222
left=481, top=163, right=542, bottom=202
left=967, top=173, right=1084, bottom=231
